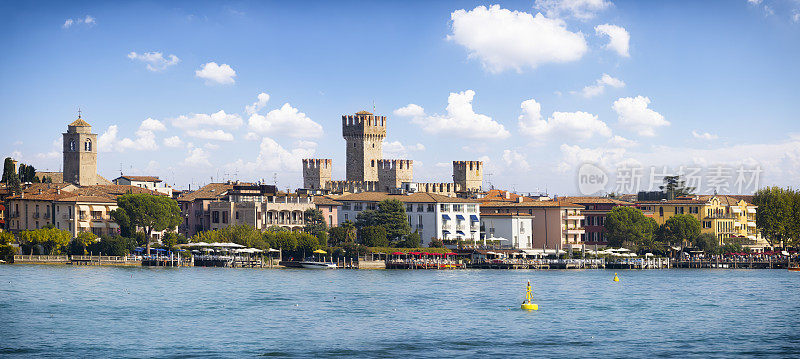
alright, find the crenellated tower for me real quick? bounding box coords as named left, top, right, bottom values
left=342, top=111, right=386, bottom=182
left=302, top=159, right=332, bottom=190
left=377, top=159, right=413, bottom=191
left=453, top=160, right=483, bottom=192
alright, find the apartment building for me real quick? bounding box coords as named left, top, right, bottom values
left=636, top=195, right=767, bottom=249
left=479, top=199, right=585, bottom=251
left=207, top=184, right=315, bottom=232
left=480, top=213, right=534, bottom=249
left=558, top=197, right=634, bottom=247
left=334, top=192, right=480, bottom=245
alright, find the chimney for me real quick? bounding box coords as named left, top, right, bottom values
left=517, top=197, right=523, bottom=203
left=504, top=192, right=510, bottom=199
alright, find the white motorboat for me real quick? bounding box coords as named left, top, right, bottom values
left=299, top=261, right=337, bottom=269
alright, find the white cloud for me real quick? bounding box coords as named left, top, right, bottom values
left=382, top=140, right=426, bottom=158
left=183, top=147, right=212, bottom=167
left=163, top=136, right=184, bottom=148
left=246, top=93, right=270, bottom=115
left=139, top=118, right=167, bottom=132
left=518, top=98, right=611, bottom=140
left=502, top=149, right=531, bottom=171
left=535, top=0, right=611, bottom=20
left=692, top=130, right=719, bottom=140
left=195, top=62, right=236, bottom=85
left=612, top=96, right=669, bottom=137
left=793, top=10, right=799, bottom=22
left=63, top=15, right=95, bottom=29
left=609, top=135, right=638, bottom=147
left=244, top=132, right=259, bottom=141
left=226, top=137, right=316, bottom=172
left=747, top=0, right=762, bottom=4
left=127, top=51, right=181, bottom=72
left=393, top=104, right=425, bottom=118
left=186, top=129, right=234, bottom=141
left=170, top=110, right=242, bottom=129
left=579, top=73, right=625, bottom=98
left=396, top=90, right=510, bottom=139
left=204, top=143, right=220, bottom=150
left=557, top=143, right=627, bottom=173
left=448, top=5, right=588, bottom=73
left=595, top=24, right=630, bottom=57
left=248, top=103, right=323, bottom=138
left=98, top=118, right=161, bottom=152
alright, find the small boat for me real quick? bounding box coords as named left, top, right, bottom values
left=299, top=261, right=337, bottom=269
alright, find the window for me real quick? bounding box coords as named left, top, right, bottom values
left=84, top=139, right=92, bottom=151
left=440, top=204, right=450, bottom=212
left=69, top=139, right=76, bottom=151
left=659, top=207, right=664, bottom=216
left=222, top=212, right=228, bottom=224
left=344, top=214, right=349, bottom=221
left=235, top=211, right=240, bottom=220
left=467, top=204, right=476, bottom=212
left=329, top=215, right=333, bottom=226
left=406, top=204, right=413, bottom=212
left=371, top=160, right=375, bottom=167
left=342, top=202, right=351, bottom=210
left=212, top=211, right=220, bottom=223
left=427, top=204, right=435, bottom=212
left=453, top=204, right=463, bottom=212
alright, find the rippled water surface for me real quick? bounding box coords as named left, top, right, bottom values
left=1, top=265, right=799, bottom=358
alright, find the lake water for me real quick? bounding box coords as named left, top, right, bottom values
left=1, top=265, right=799, bottom=358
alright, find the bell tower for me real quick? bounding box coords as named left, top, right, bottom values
left=63, top=113, right=98, bottom=186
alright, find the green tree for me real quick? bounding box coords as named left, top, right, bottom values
left=753, top=187, right=791, bottom=247
left=428, top=237, right=444, bottom=248
left=375, top=199, right=412, bottom=242
left=693, top=233, right=719, bottom=254
left=296, top=232, right=319, bottom=256
left=660, top=214, right=701, bottom=248
left=1, top=157, right=15, bottom=183
left=659, top=175, right=695, bottom=200
left=355, top=209, right=379, bottom=229
left=328, top=227, right=349, bottom=246
left=162, top=232, right=179, bottom=248
left=303, top=208, right=328, bottom=238
left=110, top=193, right=181, bottom=255
left=18, top=228, right=72, bottom=254
left=273, top=231, right=297, bottom=252
left=604, top=206, right=658, bottom=249
left=0, top=231, right=14, bottom=245
left=397, top=230, right=421, bottom=248
left=360, top=225, right=388, bottom=247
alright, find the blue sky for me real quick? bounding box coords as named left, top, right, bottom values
left=2, top=0, right=799, bottom=195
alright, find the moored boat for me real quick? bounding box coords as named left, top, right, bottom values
left=299, top=261, right=337, bottom=269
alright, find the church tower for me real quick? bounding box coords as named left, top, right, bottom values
left=342, top=111, right=386, bottom=182
left=63, top=114, right=98, bottom=186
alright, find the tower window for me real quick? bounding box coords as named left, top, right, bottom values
left=84, top=139, right=92, bottom=151
left=70, top=139, right=76, bottom=151
left=371, top=160, right=375, bottom=167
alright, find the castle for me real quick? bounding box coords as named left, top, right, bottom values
left=302, top=111, right=483, bottom=196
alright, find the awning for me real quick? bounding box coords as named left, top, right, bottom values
left=747, top=222, right=756, bottom=227
left=90, top=222, right=105, bottom=228
left=442, top=214, right=451, bottom=220
left=456, top=214, right=465, bottom=220
left=442, top=230, right=450, bottom=234
left=731, top=208, right=742, bottom=213
left=456, top=231, right=465, bottom=236
left=78, top=205, right=90, bottom=212
left=470, top=215, right=479, bottom=222
left=90, top=205, right=106, bottom=212
left=78, top=222, right=90, bottom=227
left=747, top=208, right=756, bottom=214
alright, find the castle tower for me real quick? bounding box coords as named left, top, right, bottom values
left=63, top=115, right=98, bottom=186
left=342, top=111, right=386, bottom=182
left=377, top=159, right=413, bottom=191
left=302, top=159, right=332, bottom=189
left=453, top=161, right=483, bottom=192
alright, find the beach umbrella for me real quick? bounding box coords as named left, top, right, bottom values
left=313, top=249, right=327, bottom=254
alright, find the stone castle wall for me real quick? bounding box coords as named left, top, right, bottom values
left=302, top=159, right=332, bottom=189
left=453, top=160, right=483, bottom=192
left=377, top=159, right=413, bottom=191
left=342, top=112, right=386, bottom=182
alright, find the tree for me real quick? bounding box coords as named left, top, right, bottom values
left=693, top=233, right=718, bottom=254
left=659, top=175, right=695, bottom=200
left=162, top=232, right=179, bottom=249
left=428, top=237, right=444, bottom=248
left=111, top=194, right=181, bottom=255
left=398, top=231, right=421, bottom=248
left=0, top=231, right=14, bottom=245
left=296, top=233, right=319, bottom=256
left=604, top=206, right=658, bottom=249
left=2, top=157, right=15, bottom=183
left=360, top=225, right=388, bottom=247
left=303, top=208, right=328, bottom=246
left=18, top=228, right=72, bottom=254
left=660, top=214, right=701, bottom=248
left=753, top=187, right=792, bottom=247
left=355, top=209, right=379, bottom=229
left=375, top=199, right=412, bottom=242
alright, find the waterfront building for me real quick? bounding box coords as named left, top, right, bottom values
left=313, top=196, right=341, bottom=228
left=333, top=192, right=480, bottom=245
left=557, top=197, right=634, bottom=247
left=479, top=197, right=585, bottom=251
left=176, top=182, right=245, bottom=237
left=301, top=111, right=483, bottom=196
left=479, top=213, right=534, bottom=249
left=113, top=175, right=173, bottom=196
left=5, top=183, right=167, bottom=239
left=206, top=184, right=315, bottom=232
left=636, top=195, right=768, bottom=250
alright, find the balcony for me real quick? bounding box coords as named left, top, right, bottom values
left=563, top=227, right=585, bottom=235
left=33, top=213, right=40, bottom=219
left=565, top=214, right=583, bottom=220
left=43, top=213, right=51, bottom=219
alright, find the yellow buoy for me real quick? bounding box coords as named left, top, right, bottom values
left=521, top=280, right=538, bottom=310
left=613, top=273, right=619, bottom=282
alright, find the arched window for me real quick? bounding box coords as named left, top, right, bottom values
left=85, top=139, right=92, bottom=151
left=69, top=139, right=76, bottom=151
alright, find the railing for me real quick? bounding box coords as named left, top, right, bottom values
left=43, top=213, right=51, bottom=219
left=33, top=213, right=40, bottom=219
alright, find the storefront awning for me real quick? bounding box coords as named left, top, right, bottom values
left=470, top=215, right=479, bottom=222
left=442, top=230, right=450, bottom=234
left=442, top=214, right=451, bottom=220
left=456, top=231, right=465, bottom=236
left=456, top=214, right=465, bottom=220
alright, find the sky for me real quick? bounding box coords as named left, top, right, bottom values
left=1, top=0, right=799, bottom=195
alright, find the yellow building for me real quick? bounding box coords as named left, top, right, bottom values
left=636, top=195, right=767, bottom=250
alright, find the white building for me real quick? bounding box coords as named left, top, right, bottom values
left=113, top=175, right=173, bottom=196
left=333, top=192, right=480, bottom=245
left=480, top=213, right=534, bottom=249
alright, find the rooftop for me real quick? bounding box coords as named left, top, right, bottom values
left=116, top=175, right=162, bottom=183
left=69, top=117, right=91, bottom=127
left=334, top=191, right=477, bottom=204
